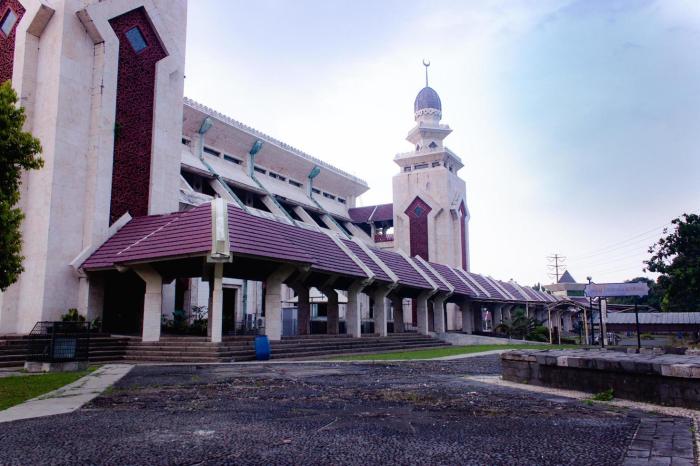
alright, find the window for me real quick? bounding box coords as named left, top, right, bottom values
left=0, top=9, right=17, bottom=37
left=203, top=146, right=220, bottom=157
left=289, top=179, right=303, bottom=188
left=269, top=171, right=286, bottom=181
left=312, top=188, right=321, bottom=195
left=181, top=138, right=191, bottom=146
left=338, top=198, right=346, bottom=204
left=431, top=161, right=441, bottom=167
left=223, top=154, right=241, bottom=165
left=414, top=206, right=424, bottom=217
left=403, top=166, right=412, bottom=173
left=428, top=141, right=438, bottom=149
left=125, top=27, right=148, bottom=53
left=323, top=192, right=335, bottom=200
left=414, top=162, right=429, bottom=170
left=254, top=166, right=266, bottom=174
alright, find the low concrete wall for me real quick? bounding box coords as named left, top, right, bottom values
left=502, top=349, right=700, bottom=409
left=437, top=332, right=546, bottom=346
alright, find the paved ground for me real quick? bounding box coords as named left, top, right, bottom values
left=0, top=355, right=693, bottom=465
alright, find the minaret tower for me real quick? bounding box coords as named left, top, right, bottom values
left=392, top=61, right=470, bottom=270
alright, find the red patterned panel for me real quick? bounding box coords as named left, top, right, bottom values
left=109, top=7, right=167, bottom=224
left=0, top=0, right=25, bottom=84
left=459, top=201, right=468, bottom=270
left=404, top=196, right=432, bottom=261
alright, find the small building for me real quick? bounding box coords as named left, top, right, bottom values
left=606, top=312, right=700, bottom=335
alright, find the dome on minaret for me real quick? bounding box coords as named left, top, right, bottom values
left=414, top=86, right=442, bottom=113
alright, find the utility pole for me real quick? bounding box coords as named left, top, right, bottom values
left=546, top=254, right=567, bottom=282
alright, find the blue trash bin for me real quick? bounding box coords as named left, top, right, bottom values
left=255, top=335, right=271, bottom=361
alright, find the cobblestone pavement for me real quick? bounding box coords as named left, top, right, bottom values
left=0, top=355, right=693, bottom=466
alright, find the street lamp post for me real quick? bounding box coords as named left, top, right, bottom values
left=587, top=276, right=595, bottom=346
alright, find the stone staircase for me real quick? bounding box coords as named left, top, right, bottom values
left=123, top=336, right=257, bottom=363
left=0, top=333, right=450, bottom=367
left=270, top=333, right=451, bottom=360
left=0, top=335, right=129, bottom=369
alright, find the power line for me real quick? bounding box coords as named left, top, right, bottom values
left=569, top=248, right=649, bottom=269
left=546, top=253, right=566, bottom=282
left=569, top=222, right=672, bottom=260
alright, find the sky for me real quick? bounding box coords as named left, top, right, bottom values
left=184, top=0, right=700, bottom=287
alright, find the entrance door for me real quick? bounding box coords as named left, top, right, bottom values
left=103, top=270, right=145, bottom=335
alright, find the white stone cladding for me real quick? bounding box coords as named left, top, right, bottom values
left=0, top=0, right=187, bottom=334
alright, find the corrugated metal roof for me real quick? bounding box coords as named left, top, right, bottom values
left=607, top=312, right=700, bottom=325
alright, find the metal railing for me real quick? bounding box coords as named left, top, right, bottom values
left=27, top=321, right=90, bottom=363
left=374, top=233, right=394, bottom=243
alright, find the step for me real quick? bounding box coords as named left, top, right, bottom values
left=269, top=343, right=451, bottom=360
left=270, top=338, right=445, bottom=350
left=269, top=342, right=449, bottom=356
left=123, top=355, right=222, bottom=363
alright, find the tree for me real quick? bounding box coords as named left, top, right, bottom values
left=645, top=214, right=700, bottom=312
left=495, top=308, right=538, bottom=339
left=0, top=81, right=43, bottom=291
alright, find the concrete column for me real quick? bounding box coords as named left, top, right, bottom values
left=264, top=266, right=295, bottom=341
left=77, top=274, right=104, bottom=323
left=416, top=291, right=432, bottom=335
left=432, top=295, right=447, bottom=334
left=460, top=301, right=473, bottom=333
left=134, top=266, right=163, bottom=342
left=297, top=286, right=310, bottom=335
left=207, top=263, right=224, bottom=343
left=325, top=288, right=339, bottom=335
left=345, top=281, right=365, bottom=338
left=474, top=303, right=483, bottom=332
left=391, top=296, right=404, bottom=333
left=372, top=287, right=392, bottom=337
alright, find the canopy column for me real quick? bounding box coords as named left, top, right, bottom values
left=416, top=291, right=433, bottom=335
left=296, top=286, right=311, bottom=335
left=432, top=294, right=447, bottom=334
left=264, top=265, right=295, bottom=341
left=391, top=296, right=404, bottom=333
left=207, top=263, right=224, bottom=343
left=324, top=288, right=340, bottom=335
left=133, top=265, right=163, bottom=342
left=346, top=281, right=366, bottom=338
left=460, top=301, right=473, bottom=334
left=372, top=287, right=392, bottom=337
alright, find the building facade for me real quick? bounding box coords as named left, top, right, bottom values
left=0, top=0, right=558, bottom=341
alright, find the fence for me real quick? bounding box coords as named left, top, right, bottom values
left=27, top=321, right=90, bottom=363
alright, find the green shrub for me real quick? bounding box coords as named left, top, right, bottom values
left=526, top=325, right=549, bottom=342
left=61, top=308, right=85, bottom=322
left=591, top=388, right=614, bottom=401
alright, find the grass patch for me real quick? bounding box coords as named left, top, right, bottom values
left=334, top=344, right=579, bottom=361
left=0, top=369, right=95, bottom=411
left=590, top=388, right=614, bottom=402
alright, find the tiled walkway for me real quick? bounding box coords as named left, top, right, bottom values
left=623, top=416, right=696, bottom=466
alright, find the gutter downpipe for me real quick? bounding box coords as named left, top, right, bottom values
left=306, top=166, right=350, bottom=239
left=197, top=117, right=247, bottom=210
left=246, top=140, right=297, bottom=224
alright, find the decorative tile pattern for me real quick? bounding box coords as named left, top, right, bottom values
left=405, top=196, right=432, bottom=261
left=0, top=0, right=25, bottom=83
left=108, top=7, right=168, bottom=224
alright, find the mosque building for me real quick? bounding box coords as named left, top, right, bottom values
left=0, top=0, right=578, bottom=347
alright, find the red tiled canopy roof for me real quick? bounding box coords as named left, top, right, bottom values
left=81, top=201, right=553, bottom=303
left=348, top=203, right=393, bottom=223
